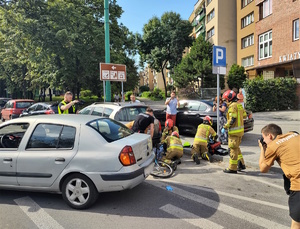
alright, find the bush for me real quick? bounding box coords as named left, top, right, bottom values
left=243, top=77, right=297, bottom=112
left=139, top=85, right=150, bottom=92
left=80, top=90, right=92, bottom=97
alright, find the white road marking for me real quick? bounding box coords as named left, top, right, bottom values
left=160, top=204, right=224, bottom=229
left=243, top=175, right=283, bottom=189
left=148, top=180, right=289, bottom=229
left=153, top=178, right=288, bottom=210
left=14, top=196, right=64, bottom=229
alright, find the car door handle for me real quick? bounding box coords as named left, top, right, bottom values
left=3, top=158, right=12, bottom=162
left=55, top=158, right=65, bottom=162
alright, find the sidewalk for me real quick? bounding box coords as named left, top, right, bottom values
left=139, top=97, right=300, bottom=173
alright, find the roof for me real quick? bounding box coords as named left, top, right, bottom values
left=8, top=99, right=35, bottom=102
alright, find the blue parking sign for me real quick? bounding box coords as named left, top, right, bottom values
left=213, top=46, right=226, bottom=74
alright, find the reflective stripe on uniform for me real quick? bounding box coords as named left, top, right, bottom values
left=228, top=104, right=244, bottom=135
left=58, top=100, right=75, bottom=114
left=238, top=154, right=244, bottom=160
left=229, top=158, right=238, bottom=165
left=194, top=124, right=210, bottom=143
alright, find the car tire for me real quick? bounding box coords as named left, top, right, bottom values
left=62, top=174, right=99, bottom=210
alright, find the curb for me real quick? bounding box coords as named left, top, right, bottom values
left=183, top=148, right=283, bottom=174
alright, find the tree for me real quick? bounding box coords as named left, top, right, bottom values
left=227, top=64, right=247, bottom=90
left=173, top=35, right=225, bottom=91
left=138, top=12, right=193, bottom=97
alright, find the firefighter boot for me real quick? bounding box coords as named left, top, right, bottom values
left=237, top=160, right=246, bottom=171
left=192, top=153, right=200, bottom=164
left=202, top=152, right=213, bottom=163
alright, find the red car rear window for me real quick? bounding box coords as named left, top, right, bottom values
left=16, top=102, right=34, bottom=109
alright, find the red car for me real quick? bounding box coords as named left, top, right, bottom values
left=1, top=99, right=34, bottom=121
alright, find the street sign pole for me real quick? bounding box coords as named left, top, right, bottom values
left=213, top=46, right=226, bottom=141
left=104, top=0, right=111, bottom=102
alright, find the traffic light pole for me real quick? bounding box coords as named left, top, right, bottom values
left=104, top=0, right=111, bottom=102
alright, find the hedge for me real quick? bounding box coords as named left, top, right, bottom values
left=243, top=77, right=297, bottom=112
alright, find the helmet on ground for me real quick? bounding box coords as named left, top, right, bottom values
left=203, top=116, right=213, bottom=126
left=183, top=141, right=191, bottom=147
left=222, top=90, right=236, bottom=101
left=171, top=131, right=179, bottom=138
left=165, top=119, right=174, bottom=129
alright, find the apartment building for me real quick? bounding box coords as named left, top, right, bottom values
left=190, top=0, right=206, bottom=39
left=237, top=0, right=258, bottom=79
left=247, top=0, right=299, bottom=77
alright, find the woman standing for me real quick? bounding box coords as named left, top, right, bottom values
left=213, top=96, right=228, bottom=144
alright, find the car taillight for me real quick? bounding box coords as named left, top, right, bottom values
left=119, top=146, right=136, bottom=166
left=158, top=121, right=162, bottom=132
left=45, top=110, right=55, bottom=114
left=248, top=113, right=253, bottom=119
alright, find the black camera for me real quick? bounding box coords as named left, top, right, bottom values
left=259, top=136, right=266, bottom=145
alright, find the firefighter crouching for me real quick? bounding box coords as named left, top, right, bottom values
left=161, top=119, right=179, bottom=142
left=191, top=116, right=217, bottom=164
left=161, top=131, right=183, bottom=168
left=222, top=90, right=247, bottom=174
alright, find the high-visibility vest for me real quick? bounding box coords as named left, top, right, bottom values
left=227, top=102, right=245, bottom=136
left=58, top=100, right=75, bottom=114
left=167, top=136, right=183, bottom=153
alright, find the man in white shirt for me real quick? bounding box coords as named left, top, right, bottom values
left=130, top=94, right=140, bottom=103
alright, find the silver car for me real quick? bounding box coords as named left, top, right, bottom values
left=0, top=115, right=155, bottom=209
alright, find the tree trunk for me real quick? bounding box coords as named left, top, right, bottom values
left=161, top=66, right=167, bottom=98
left=49, top=88, right=52, bottom=101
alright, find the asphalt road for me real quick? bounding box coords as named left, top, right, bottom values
left=0, top=154, right=291, bottom=229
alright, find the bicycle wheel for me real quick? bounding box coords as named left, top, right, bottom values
left=150, top=161, right=173, bottom=178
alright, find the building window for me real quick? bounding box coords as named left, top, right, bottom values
left=207, top=9, right=215, bottom=22
left=242, top=0, right=253, bottom=8
left=242, top=56, right=254, bottom=67
left=207, top=27, right=214, bottom=39
left=259, top=30, right=272, bottom=60
left=242, top=34, right=254, bottom=48
left=293, top=19, right=299, bottom=41
left=241, top=12, right=254, bottom=28
left=259, top=0, right=272, bottom=20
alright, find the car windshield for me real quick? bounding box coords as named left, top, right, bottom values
left=87, top=118, right=133, bottom=143
left=16, top=102, right=34, bottom=108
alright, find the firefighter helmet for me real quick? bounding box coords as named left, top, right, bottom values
left=203, top=115, right=213, bottom=126
left=165, top=119, right=174, bottom=129
left=171, top=131, right=179, bottom=138
left=222, top=90, right=236, bottom=101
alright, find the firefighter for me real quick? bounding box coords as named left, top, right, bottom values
left=161, top=131, right=183, bottom=168
left=161, top=119, right=179, bottom=142
left=191, top=116, right=217, bottom=164
left=222, top=90, right=247, bottom=173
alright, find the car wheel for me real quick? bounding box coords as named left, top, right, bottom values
left=62, top=174, right=99, bottom=209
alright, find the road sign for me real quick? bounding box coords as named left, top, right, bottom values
left=212, top=46, right=226, bottom=75
left=100, top=63, right=126, bottom=81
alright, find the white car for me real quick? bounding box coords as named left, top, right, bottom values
left=78, top=102, right=162, bottom=146
left=0, top=115, right=155, bottom=209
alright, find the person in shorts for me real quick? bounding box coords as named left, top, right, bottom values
left=258, top=124, right=300, bottom=228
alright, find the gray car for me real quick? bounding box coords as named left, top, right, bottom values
left=0, top=115, right=155, bottom=209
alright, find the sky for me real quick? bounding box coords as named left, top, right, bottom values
left=117, top=0, right=196, bottom=34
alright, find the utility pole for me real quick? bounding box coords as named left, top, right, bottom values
left=104, top=0, right=111, bottom=102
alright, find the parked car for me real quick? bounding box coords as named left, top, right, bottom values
left=0, top=115, right=155, bottom=209
left=78, top=102, right=162, bottom=146
left=1, top=99, right=34, bottom=121
left=153, top=99, right=254, bottom=135
left=0, top=97, right=11, bottom=119
left=20, top=102, right=59, bottom=117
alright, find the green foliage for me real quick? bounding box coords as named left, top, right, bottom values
left=244, top=77, right=297, bottom=112
left=80, top=90, right=92, bottom=98
left=173, top=36, right=224, bottom=90
left=141, top=88, right=164, bottom=100
left=142, top=91, right=151, bottom=98
left=139, top=85, right=150, bottom=92
left=227, top=64, right=247, bottom=90
left=125, top=91, right=133, bottom=101
left=178, top=85, right=200, bottom=99
left=139, top=12, right=193, bottom=97
left=0, top=0, right=139, bottom=99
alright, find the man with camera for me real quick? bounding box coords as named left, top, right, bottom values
left=258, top=124, right=300, bottom=229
